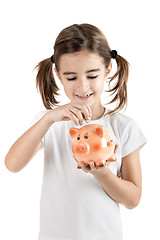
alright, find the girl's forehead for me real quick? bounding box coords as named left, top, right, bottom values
left=58, top=51, right=105, bottom=72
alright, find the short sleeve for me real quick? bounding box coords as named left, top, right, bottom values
left=121, top=119, right=147, bottom=158
left=28, top=110, right=49, bottom=149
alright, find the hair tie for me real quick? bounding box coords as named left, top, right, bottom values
left=50, top=55, right=55, bottom=63
left=111, top=50, right=117, bottom=59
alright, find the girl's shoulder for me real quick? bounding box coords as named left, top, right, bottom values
left=105, top=110, right=147, bottom=156
left=105, top=109, right=145, bottom=140
left=105, top=109, right=135, bottom=129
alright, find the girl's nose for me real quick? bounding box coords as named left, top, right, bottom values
left=77, top=78, right=89, bottom=91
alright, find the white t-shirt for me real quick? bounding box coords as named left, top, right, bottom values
left=31, top=107, right=147, bottom=240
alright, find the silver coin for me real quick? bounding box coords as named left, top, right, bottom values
left=85, top=117, right=91, bottom=123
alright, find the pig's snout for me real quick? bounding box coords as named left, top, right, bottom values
left=76, top=143, right=89, bottom=154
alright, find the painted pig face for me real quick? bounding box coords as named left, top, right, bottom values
left=69, top=124, right=117, bottom=168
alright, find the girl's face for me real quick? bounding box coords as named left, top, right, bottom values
left=54, top=50, right=112, bottom=114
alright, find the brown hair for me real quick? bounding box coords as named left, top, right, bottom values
left=34, top=23, right=129, bottom=116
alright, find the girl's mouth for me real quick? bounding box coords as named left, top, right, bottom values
left=76, top=93, right=93, bottom=100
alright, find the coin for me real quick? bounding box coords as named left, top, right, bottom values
left=85, top=117, right=91, bottom=123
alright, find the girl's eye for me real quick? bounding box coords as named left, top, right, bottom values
left=67, top=75, right=98, bottom=81
left=84, top=136, right=88, bottom=140
left=88, top=75, right=98, bottom=79
left=67, top=77, right=77, bottom=81
left=77, top=136, right=80, bottom=140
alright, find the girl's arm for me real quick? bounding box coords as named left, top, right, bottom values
left=5, top=113, right=53, bottom=173
left=5, top=102, right=91, bottom=173
left=80, top=148, right=142, bottom=209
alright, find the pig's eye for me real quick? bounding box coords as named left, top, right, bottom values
left=84, top=136, right=88, bottom=140
left=77, top=136, right=80, bottom=140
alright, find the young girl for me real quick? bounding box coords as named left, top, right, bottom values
left=5, top=23, right=147, bottom=240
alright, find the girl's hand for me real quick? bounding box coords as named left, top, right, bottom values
left=47, top=102, right=92, bottom=126
left=80, top=161, right=110, bottom=177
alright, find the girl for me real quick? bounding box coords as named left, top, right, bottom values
left=5, top=23, right=147, bottom=240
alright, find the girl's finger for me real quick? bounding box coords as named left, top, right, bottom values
left=71, top=103, right=91, bottom=120
left=69, top=107, right=84, bottom=125
left=81, top=105, right=91, bottom=121
left=89, top=161, right=96, bottom=170
left=80, top=163, right=90, bottom=173
left=64, top=111, right=79, bottom=126
left=85, top=104, right=92, bottom=118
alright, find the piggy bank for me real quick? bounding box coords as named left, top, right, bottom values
left=69, top=124, right=117, bottom=169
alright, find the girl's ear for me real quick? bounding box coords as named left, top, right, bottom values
left=54, top=67, right=61, bottom=81
left=105, top=62, right=112, bottom=78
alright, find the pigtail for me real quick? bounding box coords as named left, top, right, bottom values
left=106, top=54, right=129, bottom=116
left=34, top=58, right=60, bottom=109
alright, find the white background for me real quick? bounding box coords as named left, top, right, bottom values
left=0, top=0, right=159, bottom=239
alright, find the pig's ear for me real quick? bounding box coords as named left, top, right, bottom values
left=69, top=128, right=78, bottom=139
left=96, top=126, right=104, bottom=138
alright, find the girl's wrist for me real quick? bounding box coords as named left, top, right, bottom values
left=45, top=111, right=55, bottom=126
left=90, top=165, right=110, bottom=179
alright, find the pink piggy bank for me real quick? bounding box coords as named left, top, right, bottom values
left=69, top=124, right=118, bottom=169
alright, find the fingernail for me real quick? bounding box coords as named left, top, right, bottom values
left=90, top=162, right=94, bottom=167
left=85, top=117, right=91, bottom=123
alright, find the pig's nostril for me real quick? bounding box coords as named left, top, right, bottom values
left=78, top=144, right=85, bottom=150
left=76, top=144, right=87, bottom=153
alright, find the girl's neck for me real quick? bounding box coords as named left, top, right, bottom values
left=90, top=105, right=105, bottom=120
